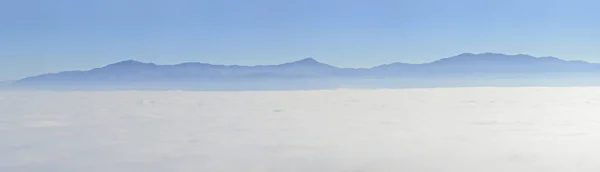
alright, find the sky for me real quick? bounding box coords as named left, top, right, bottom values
left=1, top=0, right=599, bottom=81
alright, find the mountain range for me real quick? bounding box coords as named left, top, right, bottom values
left=11, top=53, right=600, bottom=90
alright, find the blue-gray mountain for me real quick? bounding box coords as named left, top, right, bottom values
left=13, top=53, right=600, bottom=90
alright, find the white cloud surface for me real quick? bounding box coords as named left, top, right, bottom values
left=2, top=88, right=600, bottom=171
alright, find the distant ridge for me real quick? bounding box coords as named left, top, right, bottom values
left=13, top=53, right=600, bottom=90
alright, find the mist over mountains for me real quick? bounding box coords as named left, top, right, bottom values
left=11, top=53, right=600, bottom=90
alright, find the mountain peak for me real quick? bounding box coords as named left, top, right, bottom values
left=275, top=58, right=337, bottom=69
left=105, top=60, right=155, bottom=67
left=294, top=58, right=320, bottom=64
left=282, top=58, right=324, bottom=65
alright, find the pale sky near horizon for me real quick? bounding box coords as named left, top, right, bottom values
left=1, top=0, right=599, bottom=80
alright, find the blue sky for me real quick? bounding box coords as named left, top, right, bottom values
left=1, top=0, right=599, bottom=80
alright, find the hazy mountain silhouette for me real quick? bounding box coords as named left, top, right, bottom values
left=16, top=57, right=341, bottom=84
left=13, top=53, right=600, bottom=90
left=370, top=53, right=600, bottom=76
